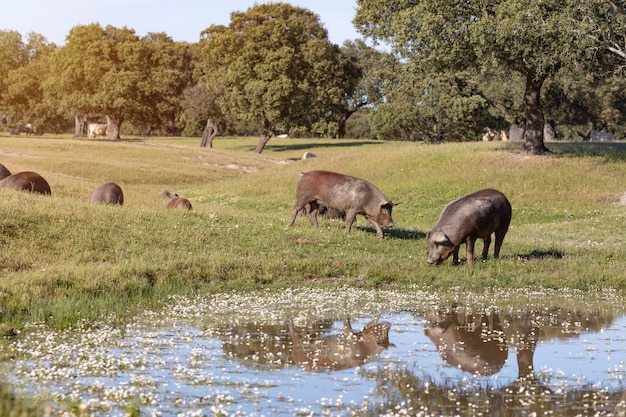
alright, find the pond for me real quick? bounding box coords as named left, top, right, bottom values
left=3, top=287, right=625, bottom=416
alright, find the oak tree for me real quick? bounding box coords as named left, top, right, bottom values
left=196, top=3, right=346, bottom=152
left=0, top=31, right=57, bottom=128
left=44, top=24, right=191, bottom=139
left=354, top=0, right=602, bottom=154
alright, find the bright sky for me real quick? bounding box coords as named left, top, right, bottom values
left=3, top=0, right=364, bottom=46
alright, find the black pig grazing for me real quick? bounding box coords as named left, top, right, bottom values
left=90, top=182, right=124, bottom=205
left=427, top=188, right=511, bottom=265
left=287, top=170, right=397, bottom=237
left=0, top=171, right=51, bottom=195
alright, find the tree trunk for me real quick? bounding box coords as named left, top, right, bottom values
left=105, top=115, right=121, bottom=141
left=74, top=114, right=86, bottom=138
left=200, top=118, right=217, bottom=148
left=337, top=109, right=355, bottom=139
left=521, top=75, right=550, bottom=155
left=254, top=129, right=273, bottom=153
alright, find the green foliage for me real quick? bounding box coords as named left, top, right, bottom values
left=353, top=0, right=624, bottom=151
left=42, top=24, right=192, bottom=137
left=543, top=67, right=626, bottom=140
left=369, top=61, right=492, bottom=141
left=0, top=30, right=59, bottom=127
left=196, top=3, right=348, bottom=151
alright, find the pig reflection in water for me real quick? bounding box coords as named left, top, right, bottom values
left=289, top=314, right=395, bottom=371
left=425, top=309, right=508, bottom=376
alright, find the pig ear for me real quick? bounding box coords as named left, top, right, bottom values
left=432, top=231, right=450, bottom=245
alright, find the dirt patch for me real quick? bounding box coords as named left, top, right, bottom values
left=617, top=192, right=626, bottom=206
left=220, top=163, right=258, bottom=173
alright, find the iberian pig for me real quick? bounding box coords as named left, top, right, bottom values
left=427, top=188, right=511, bottom=265
left=0, top=171, right=51, bottom=195
left=167, top=197, right=192, bottom=210
left=90, top=182, right=124, bottom=205
left=161, top=189, right=192, bottom=210
left=0, top=163, right=11, bottom=180
left=287, top=170, right=397, bottom=237
left=289, top=314, right=394, bottom=371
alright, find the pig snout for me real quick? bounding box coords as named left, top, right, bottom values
left=427, top=255, right=441, bottom=265
left=427, top=250, right=447, bottom=265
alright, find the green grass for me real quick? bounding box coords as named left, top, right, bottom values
left=0, top=134, right=625, bottom=332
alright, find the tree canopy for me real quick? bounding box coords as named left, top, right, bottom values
left=1, top=3, right=626, bottom=147
left=353, top=0, right=618, bottom=153
left=195, top=2, right=348, bottom=152
left=43, top=24, right=191, bottom=139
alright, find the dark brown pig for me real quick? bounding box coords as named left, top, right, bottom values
left=287, top=170, right=397, bottom=237
left=0, top=171, right=51, bottom=195
left=427, top=188, right=511, bottom=265
left=289, top=314, right=394, bottom=371
left=425, top=309, right=508, bottom=376
left=90, top=182, right=124, bottom=205
left=0, top=163, right=11, bottom=180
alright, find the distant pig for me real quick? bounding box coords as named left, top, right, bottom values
left=0, top=171, right=51, bottom=195
left=427, top=188, right=511, bottom=265
left=161, top=189, right=192, bottom=210
left=168, top=197, right=192, bottom=210
left=287, top=170, right=397, bottom=237
left=90, top=182, right=124, bottom=205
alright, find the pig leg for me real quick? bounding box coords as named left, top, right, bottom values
left=287, top=200, right=309, bottom=227
left=493, top=229, right=506, bottom=259
left=481, top=236, right=492, bottom=261
left=308, top=202, right=320, bottom=227
left=344, top=211, right=358, bottom=234
left=366, top=218, right=384, bottom=238
left=452, top=245, right=460, bottom=264
left=287, top=206, right=301, bottom=227
left=465, top=238, right=476, bottom=265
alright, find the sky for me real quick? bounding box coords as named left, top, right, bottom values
left=2, top=0, right=364, bottom=47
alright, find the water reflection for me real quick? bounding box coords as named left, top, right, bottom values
left=369, top=305, right=624, bottom=416
left=424, top=308, right=508, bottom=376
left=289, top=314, right=394, bottom=371
left=3, top=290, right=625, bottom=416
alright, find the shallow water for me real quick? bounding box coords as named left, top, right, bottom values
left=3, top=287, right=626, bottom=416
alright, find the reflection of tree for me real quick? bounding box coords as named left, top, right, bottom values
left=364, top=306, right=622, bottom=416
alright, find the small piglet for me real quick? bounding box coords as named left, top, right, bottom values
left=287, top=170, right=397, bottom=237
left=161, top=189, right=192, bottom=210
left=168, top=197, right=192, bottom=210
left=427, top=188, right=511, bottom=265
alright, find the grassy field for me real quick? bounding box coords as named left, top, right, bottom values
left=0, top=133, right=625, bottom=333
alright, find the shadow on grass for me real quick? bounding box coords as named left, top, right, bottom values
left=356, top=226, right=426, bottom=240
left=495, top=141, right=626, bottom=161
left=516, top=249, right=564, bottom=260
left=266, top=140, right=384, bottom=153
left=549, top=142, right=626, bottom=161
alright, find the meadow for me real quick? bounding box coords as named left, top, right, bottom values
left=0, top=133, right=625, bottom=336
